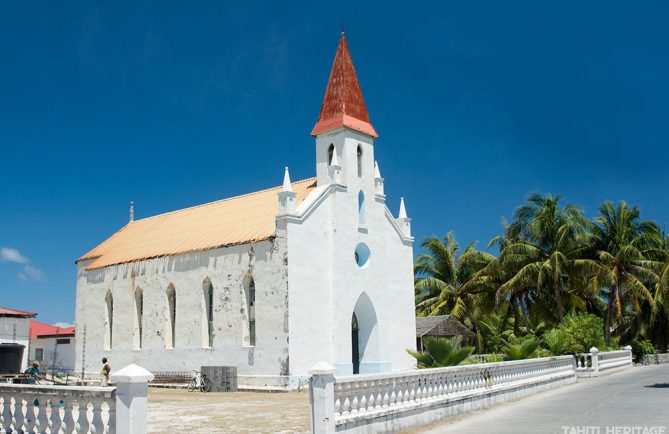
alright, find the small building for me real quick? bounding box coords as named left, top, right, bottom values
left=0, top=307, right=37, bottom=371
left=29, top=321, right=76, bottom=374
left=415, top=316, right=476, bottom=351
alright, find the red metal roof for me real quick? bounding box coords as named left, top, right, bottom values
left=30, top=320, right=75, bottom=339
left=311, top=34, right=378, bottom=138
left=0, top=307, right=37, bottom=318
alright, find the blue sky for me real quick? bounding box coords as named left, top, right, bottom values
left=1, top=1, right=667, bottom=325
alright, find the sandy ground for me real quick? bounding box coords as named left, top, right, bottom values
left=147, top=388, right=311, bottom=434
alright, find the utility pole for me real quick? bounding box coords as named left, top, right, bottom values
left=80, top=325, right=86, bottom=380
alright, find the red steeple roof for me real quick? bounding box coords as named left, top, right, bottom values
left=311, top=34, right=378, bottom=138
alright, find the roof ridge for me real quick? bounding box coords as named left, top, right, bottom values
left=131, top=177, right=317, bottom=223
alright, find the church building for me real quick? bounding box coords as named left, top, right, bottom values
left=74, top=34, right=417, bottom=388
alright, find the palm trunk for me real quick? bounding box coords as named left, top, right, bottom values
left=660, top=311, right=669, bottom=353
left=519, top=296, right=532, bottom=332
left=554, top=281, right=564, bottom=322
left=604, top=285, right=616, bottom=347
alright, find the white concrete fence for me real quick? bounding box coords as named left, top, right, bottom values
left=575, top=346, right=633, bottom=378
left=0, top=364, right=153, bottom=434
left=310, top=356, right=577, bottom=433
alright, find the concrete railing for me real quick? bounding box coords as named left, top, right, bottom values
left=309, top=356, right=576, bottom=433
left=471, top=354, right=499, bottom=364
left=575, top=346, right=633, bottom=378
left=0, top=364, right=153, bottom=434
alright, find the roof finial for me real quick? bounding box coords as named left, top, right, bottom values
left=282, top=167, right=293, bottom=192
left=340, top=22, right=345, bottom=35
left=129, top=201, right=134, bottom=223
left=399, top=197, right=407, bottom=219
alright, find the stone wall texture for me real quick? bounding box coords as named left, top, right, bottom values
left=641, top=353, right=669, bottom=365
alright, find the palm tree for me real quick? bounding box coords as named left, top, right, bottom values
left=496, top=193, right=593, bottom=323
left=502, top=338, right=541, bottom=360
left=414, top=233, right=495, bottom=319
left=643, top=228, right=669, bottom=351
left=407, top=336, right=474, bottom=368
left=591, top=201, right=658, bottom=346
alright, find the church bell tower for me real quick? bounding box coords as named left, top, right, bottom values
left=312, top=33, right=379, bottom=189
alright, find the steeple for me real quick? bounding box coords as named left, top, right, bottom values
left=397, top=197, right=412, bottom=238
left=282, top=166, right=293, bottom=192
left=374, top=161, right=384, bottom=196
left=311, top=33, right=378, bottom=138
left=278, top=167, right=297, bottom=216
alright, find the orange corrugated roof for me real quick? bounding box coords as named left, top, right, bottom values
left=0, top=307, right=37, bottom=318
left=311, top=34, right=378, bottom=138
left=78, top=178, right=317, bottom=270
left=30, top=320, right=75, bottom=339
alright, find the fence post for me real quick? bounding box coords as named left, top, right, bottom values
left=110, top=364, right=154, bottom=434
left=624, top=345, right=633, bottom=365
left=309, top=361, right=336, bottom=434
left=589, top=347, right=599, bottom=377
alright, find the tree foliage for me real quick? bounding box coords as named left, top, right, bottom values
left=543, top=313, right=605, bottom=355
left=413, top=193, right=667, bottom=363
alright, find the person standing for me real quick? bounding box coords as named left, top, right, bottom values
left=100, top=358, right=111, bottom=386
left=24, top=361, right=40, bottom=384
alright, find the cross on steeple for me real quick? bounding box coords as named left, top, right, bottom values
left=340, top=22, right=345, bottom=35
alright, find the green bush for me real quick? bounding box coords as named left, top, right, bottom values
left=543, top=313, right=605, bottom=355
left=630, top=339, right=655, bottom=362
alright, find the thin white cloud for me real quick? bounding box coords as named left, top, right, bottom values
left=53, top=322, right=74, bottom=328
left=18, top=265, right=46, bottom=282
left=1, top=246, right=46, bottom=282
left=0, top=247, right=29, bottom=264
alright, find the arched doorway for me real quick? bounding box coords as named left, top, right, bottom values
left=350, top=292, right=379, bottom=374
left=351, top=313, right=360, bottom=374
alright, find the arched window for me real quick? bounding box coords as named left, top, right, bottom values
left=357, top=145, right=363, bottom=177
left=203, top=279, right=214, bottom=347
left=133, top=288, right=143, bottom=350
left=358, top=191, right=365, bottom=225
left=328, top=144, right=335, bottom=166
left=104, top=291, right=113, bottom=350
left=243, top=276, right=256, bottom=346
left=166, top=284, right=176, bottom=349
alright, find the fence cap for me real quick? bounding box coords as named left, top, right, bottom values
left=589, top=347, right=599, bottom=353
left=110, top=363, right=155, bottom=383
left=624, top=345, right=632, bottom=351
left=309, top=361, right=335, bottom=375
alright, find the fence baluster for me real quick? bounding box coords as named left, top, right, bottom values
left=49, top=398, right=64, bottom=434
left=36, top=395, right=50, bottom=433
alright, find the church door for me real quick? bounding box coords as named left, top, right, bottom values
left=351, top=313, right=360, bottom=374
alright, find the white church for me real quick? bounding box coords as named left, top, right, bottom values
left=74, top=34, right=417, bottom=388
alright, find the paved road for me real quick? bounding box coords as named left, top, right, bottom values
left=415, top=364, right=669, bottom=434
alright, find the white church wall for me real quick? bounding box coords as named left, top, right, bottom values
left=287, top=128, right=416, bottom=380
left=284, top=184, right=336, bottom=382
left=74, top=239, right=291, bottom=385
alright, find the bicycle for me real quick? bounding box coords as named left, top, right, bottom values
left=187, top=370, right=212, bottom=392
